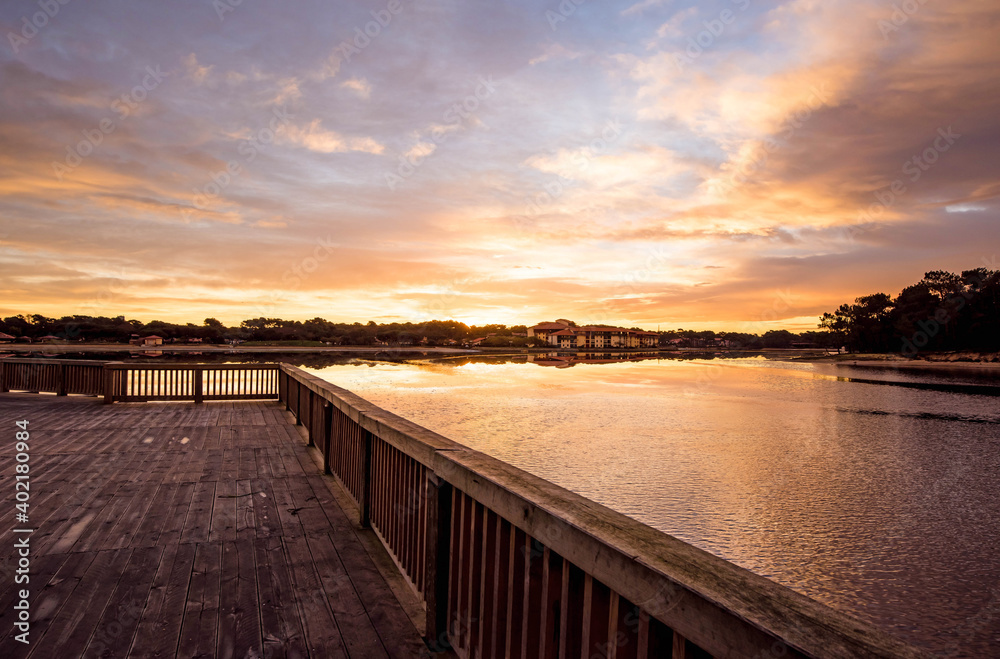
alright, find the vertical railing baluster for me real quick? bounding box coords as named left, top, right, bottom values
left=323, top=401, right=333, bottom=475
left=424, top=473, right=452, bottom=651
left=361, top=429, right=373, bottom=528
left=194, top=367, right=204, bottom=404
left=102, top=364, right=113, bottom=404
left=56, top=363, right=67, bottom=396
left=306, top=389, right=314, bottom=446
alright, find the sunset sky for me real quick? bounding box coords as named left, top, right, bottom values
left=1, top=0, right=997, bottom=331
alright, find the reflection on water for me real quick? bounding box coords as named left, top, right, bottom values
left=307, top=356, right=1000, bottom=656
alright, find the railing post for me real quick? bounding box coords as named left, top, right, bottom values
left=360, top=430, right=373, bottom=528
left=57, top=362, right=67, bottom=396
left=295, top=382, right=303, bottom=424
left=102, top=364, right=114, bottom=404
left=194, top=368, right=204, bottom=404
left=0, top=361, right=8, bottom=392
left=424, top=473, right=453, bottom=651
left=322, top=401, right=333, bottom=475
left=306, top=390, right=314, bottom=446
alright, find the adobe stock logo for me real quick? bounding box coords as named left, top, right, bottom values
left=187, top=106, right=292, bottom=214
left=856, top=126, right=960, bottom=225
left=6, top=0, right=72, bottom=55
left=51, top=66, right=169, bottom=180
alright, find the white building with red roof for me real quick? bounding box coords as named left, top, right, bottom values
left=527, top=321, right=659, bottom=349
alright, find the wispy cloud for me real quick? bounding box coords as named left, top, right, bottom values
left=0, top=0, right=996, bottom=328
left=281, top=119, right=384, bottom=154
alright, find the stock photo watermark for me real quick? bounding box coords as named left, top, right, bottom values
left=545, top=0, right=589, bottom=31
left=6, top=0, right=72, bottom=55
left=710, top=84, right=829, bottom=196
left=334, top=0, right=408, bottom=63
left=878, top=0, right=931, bottom=39
left=188, top=105, right=291, bottom=212
left=51, top=65, right=169, bottom=180
left=899, top=255, right=995, bottom=356
left=842, top=125, right=960, bottom=243
left=253, top=233, right=339, bottom=317
left=517, top=118, right=623, bottom=227
left=385, top=75, right=498, bottom=190
left=672, top=0, right=751, bottom=70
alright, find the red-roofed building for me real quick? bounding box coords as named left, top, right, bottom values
left=528, top=322, right=659, bottom=349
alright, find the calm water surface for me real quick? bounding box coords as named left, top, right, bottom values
left=307, top=356, right=1000, bottom=656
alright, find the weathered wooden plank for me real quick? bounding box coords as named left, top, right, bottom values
left=217, top=540, right=262, bottom=659
left=38, top=548, right=133, bottom=652
left=235, top=479, right=256, bottom=542
left=81, top=545, right=163, bottom=657
left=127, top=542, right=197, bottom=658
left=269, top=477, right=305, bottom=539
left=210, top=479, right=238, bottom=543
left=281, top=534, right=349, bottom=658
left=151, top=481, right=197, bottom=548
left=255, top=536, right=308, bottom=659
left=177, top=542, right=222, bottom=659
left=180, top=480, right=217, bottom=545
left=250, top=478, right=280, bottom=539
left=105, top=479, right=161, bottom=550
left=37, top=451, right=149, bottom=555
left=304, top=531, right=389, bottom=658
left=0, top=550, right=86, bottom=649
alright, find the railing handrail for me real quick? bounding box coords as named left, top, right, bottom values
left=0, top=357, right=109, bottom=365
left=102, top=362, right=280, bottom=371
left=277, top=363, right=927, bottom=659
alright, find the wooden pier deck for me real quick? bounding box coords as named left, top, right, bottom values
left=0, top=393, right=432, bottom=658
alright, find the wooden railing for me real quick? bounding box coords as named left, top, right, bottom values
left=0, top=358, right=105, bottom=396
left=277, top=364, right=928, bottom=659
left=103, top=362, right=279, bottom=403
left=0, top=360, right=279, bottom=403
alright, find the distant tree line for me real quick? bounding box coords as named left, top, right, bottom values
left=658, top=328, right=837, bottom=350
left=818, top=268, right=1000, bottom=354
left=0, top=314, right=845, bottom=349
left=0, top=315, right=542, bottom=347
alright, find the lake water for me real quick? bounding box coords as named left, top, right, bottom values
left=305, top=355, right=1000, bottom=656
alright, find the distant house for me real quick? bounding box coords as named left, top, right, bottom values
left=140, top=335, right=163, bottom=346
left=467, top=333, right=503, bottom=347
left=0, top=332, right=15, bottom=343
left=38, top=335, right=62, bottom=342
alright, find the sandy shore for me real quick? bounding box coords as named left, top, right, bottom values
left=834, top=360, right=1000, bottom=373
left=797, top=355, right=1000, bottom=373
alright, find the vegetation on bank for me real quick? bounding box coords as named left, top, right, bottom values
left=0, top=314, right=837, bottom=349
left=818, top=268, right=999, bottom=354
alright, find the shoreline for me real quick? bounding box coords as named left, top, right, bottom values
left=793, top=354, right=1000, bottom=373
left=829, top=360, right=1000, bottom=372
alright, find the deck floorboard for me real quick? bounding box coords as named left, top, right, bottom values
left=0, top=394, right=432, bottom=658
